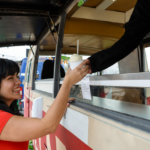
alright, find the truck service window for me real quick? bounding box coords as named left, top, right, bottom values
left=58, top=47, right=150, bottom=121
left=34, top=55, right=65, bottom=94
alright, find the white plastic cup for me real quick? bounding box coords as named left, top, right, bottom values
left=70, top=60, right=83, bottom=70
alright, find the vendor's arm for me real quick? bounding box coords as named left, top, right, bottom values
left=88, top=0, right=150, bottom=73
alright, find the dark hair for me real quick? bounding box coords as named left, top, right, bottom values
left=0, top=58, right=21, bottom=115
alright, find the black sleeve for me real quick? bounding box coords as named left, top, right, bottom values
left=88, top=0, right=150, bottom=73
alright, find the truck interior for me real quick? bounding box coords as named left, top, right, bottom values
left=0, top=0, right=136, bottom=54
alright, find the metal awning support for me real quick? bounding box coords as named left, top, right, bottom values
left=0, top=9, right=48, bottom=17
left=53, top=12, right=66, bottom=98
left=32, top=43, right=40, bottom=90
left=45, top=18, right=57, bottom=43
left=30, top=45, right=35, bottom=56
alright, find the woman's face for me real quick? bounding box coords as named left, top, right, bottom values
left=0, top=73, right=21, bottom=106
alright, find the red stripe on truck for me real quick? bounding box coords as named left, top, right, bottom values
left=29, top=100, right=92, bottom=150
left=43, top=111, right=92, bottom=150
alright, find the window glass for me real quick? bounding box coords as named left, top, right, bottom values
left=34, top=55, right=55, bottom=94
left=143, top=47, right=150, bottom=105
left=102, top=63, right=119, bottom=75
left=34, top=54, right=66, bottom=94
left=70, top=85, right=145, bottom=105
left=68, top=83, right=150, bottom=120
left=102, top=49, right=139, bottom=75
left=34, top=55, right=58, bottom=81
left=144, top=47, right=150, bottom=72
left=145, top=87, right=150, bottom=105
left=25, top=59, right=32, bottom=83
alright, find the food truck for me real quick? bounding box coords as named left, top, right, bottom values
left=0, top=0, right=150, bottom=150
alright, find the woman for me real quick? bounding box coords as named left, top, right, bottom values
left=0, top=58, right=89, bottom=150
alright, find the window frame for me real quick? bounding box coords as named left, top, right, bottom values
left=25, top=59, right=32, bottom=84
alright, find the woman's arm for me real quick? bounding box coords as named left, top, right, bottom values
left=0, top=60, right=89, bottom=142
left=88, top=0, right=150, bottom=73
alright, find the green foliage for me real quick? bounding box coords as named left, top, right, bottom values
left=78, top=0, right=87, bottom=7
left=61, top=56, right=70, bottom=60
left=28, top=141, right=34, bottom=150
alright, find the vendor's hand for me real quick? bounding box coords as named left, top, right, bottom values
left=67, top=98, right=76, bottom=107
left=64, top=60, right=89, bottom=87
left=85, top=59, right=92, bottom=74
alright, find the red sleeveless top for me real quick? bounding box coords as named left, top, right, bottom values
left=0, top=110, right=29, bottom=150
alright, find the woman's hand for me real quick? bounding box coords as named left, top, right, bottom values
left=67, top=98, right=76, bottom=107
left=64, top=60, right=89, bottom=88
